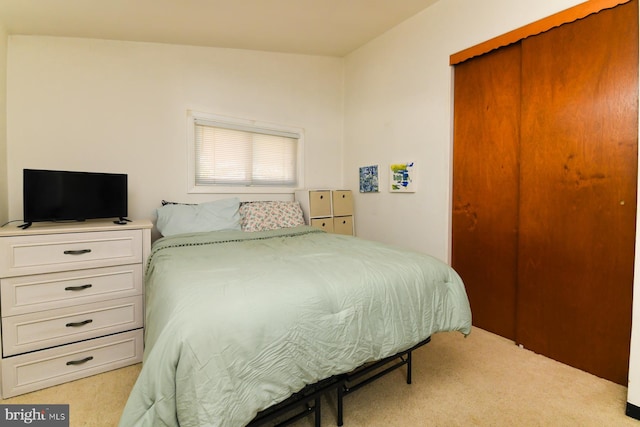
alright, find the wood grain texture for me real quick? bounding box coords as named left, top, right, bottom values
left=452, top=43, right=521, bottom=340
left=516, top=0, right=638, bottom=385
left=450, top=0, right=632, bottom=65
left=452, top=0, right=638, bottom=385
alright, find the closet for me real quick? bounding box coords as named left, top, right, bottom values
left=452, top=0, right=638, bottom=385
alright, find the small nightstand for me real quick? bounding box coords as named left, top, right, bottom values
left=295, top=190, right=354, bottom=236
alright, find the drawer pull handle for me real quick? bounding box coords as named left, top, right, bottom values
left=64, top=249, right=92, bottom=255
left=66, top=356, right=94, bottom=366
left=65, top=284, right=93, bottom=291
left=66, top=319, right=93, bottom=327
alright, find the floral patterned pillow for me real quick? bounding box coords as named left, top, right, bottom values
left=240, top=201, right=305, bottom=232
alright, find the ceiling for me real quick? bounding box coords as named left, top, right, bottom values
left=0, top=0, right=441, bottom=57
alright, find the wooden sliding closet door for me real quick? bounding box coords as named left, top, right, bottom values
left=452, top=44, right=521, bottom=341
left=516, top=1, right=638, bottom=385
left=452, top=1, right=638, bottom=385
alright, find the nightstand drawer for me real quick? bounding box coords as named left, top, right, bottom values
left=310, top=218, right=334, bottom=232
left=309, top=191, right=332, bottom=217
left=333, top=216, right=354, bottom=235
left=332, top=190, right=353, bottom=216
left=1, top=329, right=143, bottom=398
left=1, top=264, right=143, bottom=316
left=2, top=296, right=143, bottom=357
left=0, top=230, right=142, bottom=277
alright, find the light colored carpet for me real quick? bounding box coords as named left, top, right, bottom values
left=1, top=327, right=637, bottom=426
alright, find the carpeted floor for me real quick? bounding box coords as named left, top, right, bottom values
left=1, top=327, right=638, bottom=426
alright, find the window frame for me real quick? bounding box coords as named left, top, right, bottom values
left=187, top=110, right=305, bottom=194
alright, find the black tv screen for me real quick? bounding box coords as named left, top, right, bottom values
left=23, top=169, right=128, bottom=224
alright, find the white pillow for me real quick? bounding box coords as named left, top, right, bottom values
left=156, top=198, right=241, bottom=237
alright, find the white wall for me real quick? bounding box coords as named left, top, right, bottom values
left=344, top=0, right=586, bottom=260
left=343, top=0, right=639, bottom=410
left=6, top=36, right=344, bottom=228
left=0, top=25, right=7, bottom=224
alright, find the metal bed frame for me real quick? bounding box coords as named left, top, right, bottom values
left=249, top=336, right=432, bottom=427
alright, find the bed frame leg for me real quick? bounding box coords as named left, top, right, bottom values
left=337, top=382, right=344, bottom=426
left=314, top=396, right=321, bottom=427
left=407, top=350, right=412, bottom=384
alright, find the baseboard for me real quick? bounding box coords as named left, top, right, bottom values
left=626, top=402, right=640, bottom=420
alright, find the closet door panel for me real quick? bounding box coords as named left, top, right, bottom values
left=452, top=43, right=521, bottom=340
left=517, top=1, right=638, bottom=385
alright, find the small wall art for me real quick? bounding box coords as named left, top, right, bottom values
left=390, top=162, right=416, bottom=192
left=359, top=165, right=379, bottom=193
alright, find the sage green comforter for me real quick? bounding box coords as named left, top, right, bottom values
left=119, top=226, right=471, bottom=427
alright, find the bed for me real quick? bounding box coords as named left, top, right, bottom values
left=118, top=199, right=472, bottom=427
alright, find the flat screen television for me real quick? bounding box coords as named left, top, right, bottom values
left=23, top=169, right=128, bottom=228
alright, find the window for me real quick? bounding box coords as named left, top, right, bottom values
left=188, top=111, right=304, bottom=193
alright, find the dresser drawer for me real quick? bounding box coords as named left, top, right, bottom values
left=310, top=218, right=334, bottom=232
left=309, top=191, right=332, bottom=217
left=332, top=190, right=353, bottom=216
left=1, top=329, right=143, bottom=398
left=2, top=296, right=143, bottom=357
left=0, top=230, right=143, bottom=277
left=0, top=264, right=143, bottom=316
left=333, top=216, right=354, bottom=236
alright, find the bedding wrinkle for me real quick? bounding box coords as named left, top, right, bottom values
left=119, top=226, right=472, bottom=427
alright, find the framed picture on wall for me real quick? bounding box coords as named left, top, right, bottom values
left=390, top=162, right=416, bottom=192
left=359, top=165, right=379, bottom=193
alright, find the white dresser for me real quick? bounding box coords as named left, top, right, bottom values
left=295, top=190, right=354, bottom=235
left=0, top=219, right=152, bottom=398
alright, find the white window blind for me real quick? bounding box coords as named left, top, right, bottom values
left=193, top=117, right=300, bottom=188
